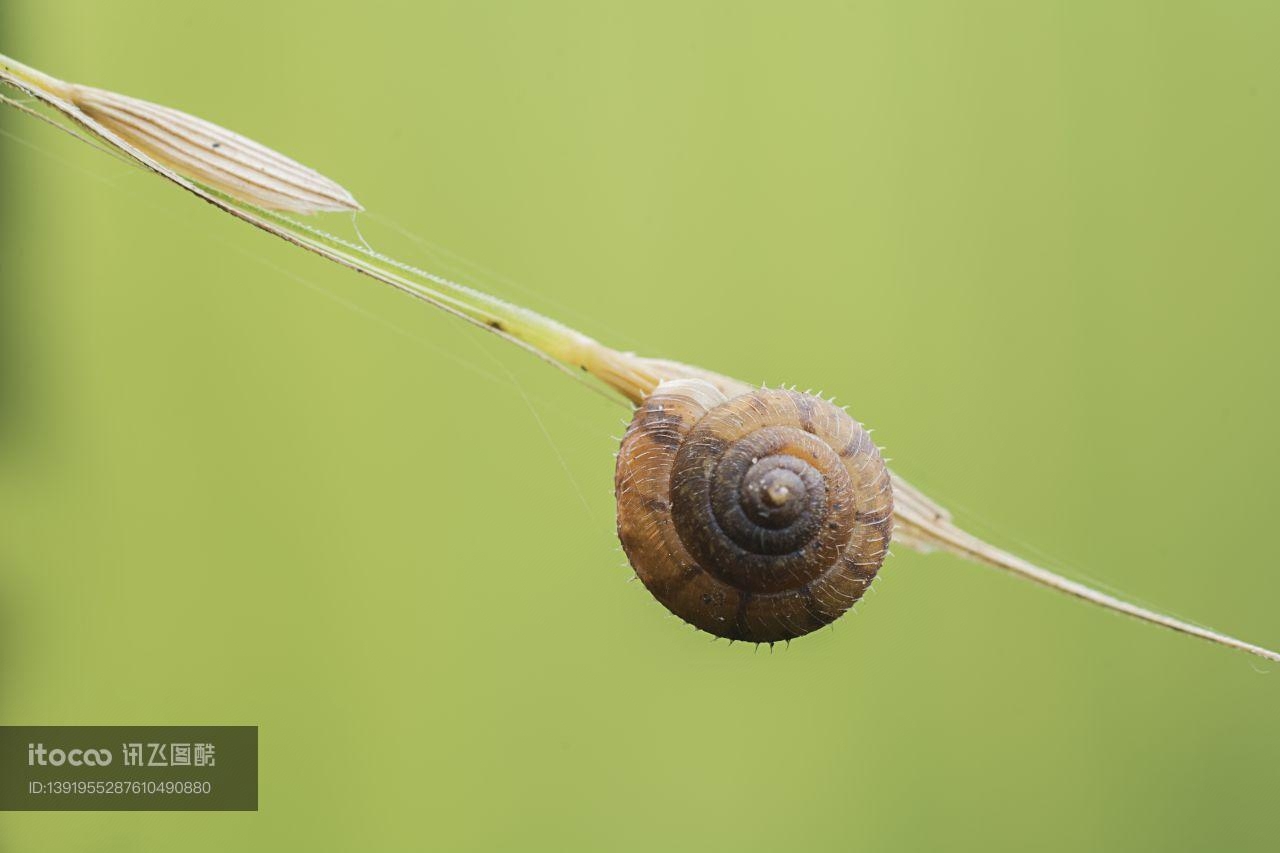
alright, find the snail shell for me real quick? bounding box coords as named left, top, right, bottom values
left=615, top=380, right=894, bottom=642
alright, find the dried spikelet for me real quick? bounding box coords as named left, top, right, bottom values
left=68, top=84, right=361, bottom=214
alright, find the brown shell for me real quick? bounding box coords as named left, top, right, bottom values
left=615, top=380, right=894, bottom=642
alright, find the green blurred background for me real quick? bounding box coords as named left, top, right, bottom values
left=2, top=2, right=1278, bottom=851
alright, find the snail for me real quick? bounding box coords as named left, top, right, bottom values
left=5, top=53, right=1278, bottom=661
left=615, top=381, right=893, bottom=641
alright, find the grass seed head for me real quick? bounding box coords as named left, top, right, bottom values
left=68, top=84, right=361, bottom=214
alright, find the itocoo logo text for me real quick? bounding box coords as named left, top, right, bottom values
left=27, top=743, right=113, bottom=766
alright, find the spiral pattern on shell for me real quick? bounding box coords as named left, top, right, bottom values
left=615, top=380, right=894, bottom=642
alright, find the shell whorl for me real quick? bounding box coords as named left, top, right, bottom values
left=614, top=380, right=894, bottom=642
